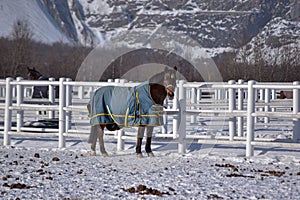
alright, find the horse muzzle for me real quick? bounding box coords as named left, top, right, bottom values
left=166, top=87, right=175, bottom=100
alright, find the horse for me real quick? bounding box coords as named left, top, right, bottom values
left=279, top=90, right=293, bottom=111
left=27, top=67, right=59, bottom=98
left=279, top=91, right=293, bottom=99
left=27, top=67, right=49, bottom=98
left=87, top=66, right=177, bottom=157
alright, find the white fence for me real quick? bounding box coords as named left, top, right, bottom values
left=0, top=77, right=300, bottom=156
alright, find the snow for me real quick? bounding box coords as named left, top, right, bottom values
left=0, top=0, right=70, bottom=44
left=0, top=134, right=299, bottom=199
left=80, top=0, right=112, bottom=16
left=236, top=17, right=300, bottom=65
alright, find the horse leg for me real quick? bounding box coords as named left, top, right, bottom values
left=98, top=125, right=108, bottom=157
left=89, top=125, right=98, bottom=156
left=145, top=127, right=154, bottom=157
left=136, top=127, right=145, bottom=157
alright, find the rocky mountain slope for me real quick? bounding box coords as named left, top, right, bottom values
left=0, top=0, right=299, bottom=62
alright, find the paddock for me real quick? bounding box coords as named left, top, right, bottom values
left=0, top=77, right=299, bottom=156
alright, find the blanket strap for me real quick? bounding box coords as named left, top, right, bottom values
left=135, top=91, right=140, bottom=118
left=124, top=107, right=129, bottom=127
left=105, top=105, right=121, bottom=126
left=105, top=105, right=130, bottom=127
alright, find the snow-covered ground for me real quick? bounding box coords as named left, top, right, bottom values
left=0, top=135, right=299, bottom=199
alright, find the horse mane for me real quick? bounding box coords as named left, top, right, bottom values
left=149, top=72, right=164, bottom=84
left=149, top=66, right=177, bottom=84
left=27, top=67, right=40, bottom=74
left=27, top=67, right=42, bottom=77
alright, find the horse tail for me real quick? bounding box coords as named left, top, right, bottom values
left=87, top=103, right=92, bottom=115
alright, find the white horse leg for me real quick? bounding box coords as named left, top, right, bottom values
left=89, top=125, right=98, bottom=156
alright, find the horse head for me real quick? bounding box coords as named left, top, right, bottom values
left=163, top=66, right=177, bottom=100
left=27, top=67, right=42, bottom=80
left=149, top=66, right=177, bottom=101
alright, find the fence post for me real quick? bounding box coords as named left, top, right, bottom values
left=260, top=89, right=264, bottom=122
left=172, top=86, right=179, bottom=139
left=65, top=78, right=72, bottom=132
left=190, top=87, right=197, bottom=124
left=0, top=83, right=2, bottom=97
left=162, top=98, right=168, bottom=134
left=16, top=77, right=24, bottom=133
left=178, top=80, right=186, bottom=154
left=58, top=78, right=66, bottom=148
left=117, top=79, right=126, bottom=150
left=78, top=86, right=84, bottom=99
left=264, top=88, right=270, bottom=124
left=48, top=77, right=56, bottom=119
left=237, top=79, right=244, bottom=137
left=197, top=88, right=202, bottom=102
left=271, top=89, right=276, bottom=112
left=228, top=80, right=236, bottom=141
left=293, top=81, right=300, bottom=141
left=4, top=78, right=13, bottom=146
left=246, top=80, right=256, bottom=157
left=117, top=130, right=125, bottom=151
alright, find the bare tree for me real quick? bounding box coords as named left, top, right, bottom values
left=10, top=19, right=34, bottom=77
left=252, top=41, right=265, bottom=81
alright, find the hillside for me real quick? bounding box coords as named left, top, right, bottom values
left=0, top=0, right=299, bottom=79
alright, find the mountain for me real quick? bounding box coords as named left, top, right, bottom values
left=0, top=0, right=299, bottom=63
left=0, top=0, right=70, bottom=43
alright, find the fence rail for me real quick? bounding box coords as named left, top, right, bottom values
left=0, top=77, right=299, bottom=156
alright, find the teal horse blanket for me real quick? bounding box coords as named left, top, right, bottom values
left=89, top=82, right=164, bottom=127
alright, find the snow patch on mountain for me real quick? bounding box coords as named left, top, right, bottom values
left=0, top=0, right=298, bottom=62
left=237, top=17, right=300, bottom=65
left=0, top=0, right=70, bottom=43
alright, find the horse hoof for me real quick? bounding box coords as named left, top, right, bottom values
left=147, top=152, right=155, bottom=157
left=136, top=153, right=143, bottom=158
left=102, top=152, right=109, bottom=157
left=90, top=151, right=96, bottom=156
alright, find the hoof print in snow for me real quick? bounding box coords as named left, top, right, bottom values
left=3, top=183, right=36, bottom=189
left=215, top=163, right=238, bottom=172
left=45, top=176, right=53, bottom=180
left=266, top=170, right=285, bottom=177
left=52, top=157, right=60, bottom=161
left=36, top=169, right=46, bottom=175
left=225, top=173, right=255, bottom=178
left=207, top=193, right=224, bottom=199
left=124, top=187, right=135, bottom=193
left=122, top=184, right=173, bottom=196
left=2, top=175, right=12, bottom=181
left=34, top=153, right=40, bottom=158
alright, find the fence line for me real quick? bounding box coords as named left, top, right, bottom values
left=0, top=77, right=300, bottom=156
